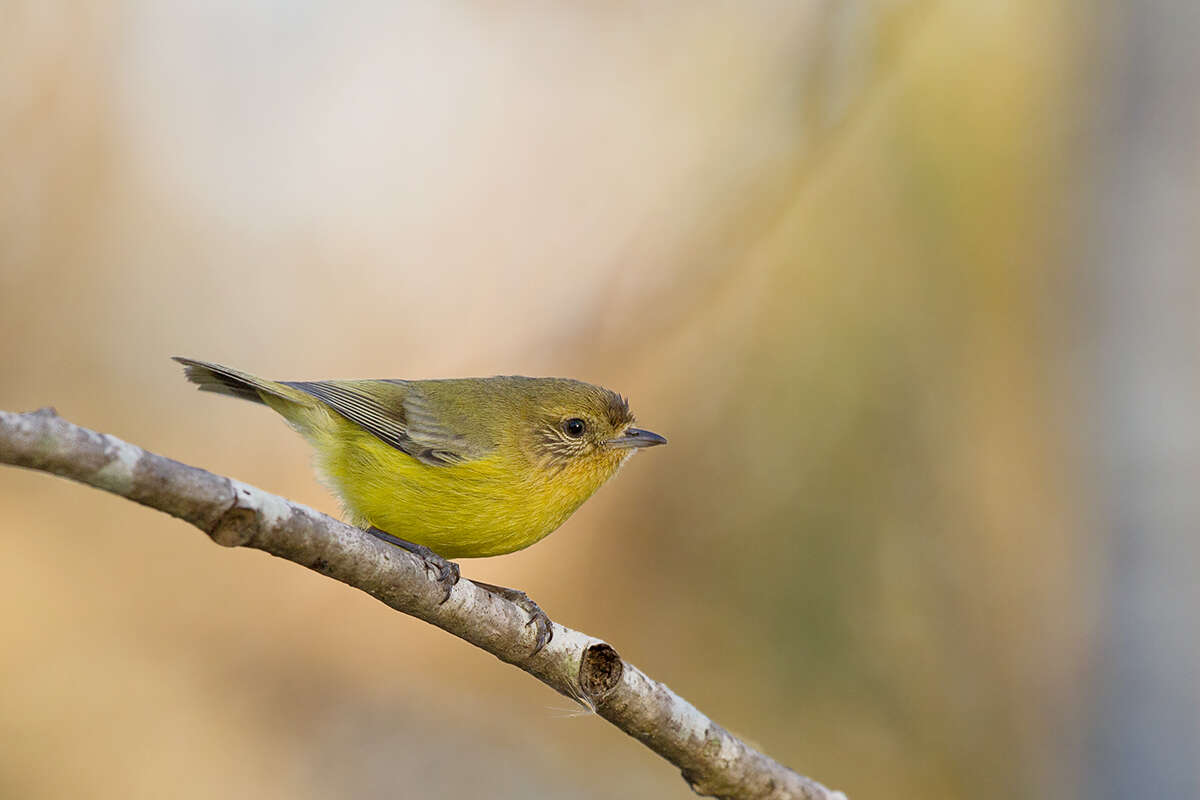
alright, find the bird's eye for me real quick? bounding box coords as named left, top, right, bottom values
left=563, top=418, right=587, bottom=438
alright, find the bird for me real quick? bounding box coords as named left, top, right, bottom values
left=174, top=357, right=666, bottom=651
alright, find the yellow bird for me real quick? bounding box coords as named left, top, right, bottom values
left=174, top=357, right=666, bottom=649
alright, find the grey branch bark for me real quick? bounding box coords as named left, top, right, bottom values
left=0, top=407, right=845, bottom=800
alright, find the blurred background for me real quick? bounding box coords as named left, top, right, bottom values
left=3, top=1, right=1198, bottom=798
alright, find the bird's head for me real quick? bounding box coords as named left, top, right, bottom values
left=517, top=378, right=666, bottom=483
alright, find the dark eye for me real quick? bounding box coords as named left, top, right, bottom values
left=563, top=418, right=586, bottom=438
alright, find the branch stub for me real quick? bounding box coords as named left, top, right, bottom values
left=579, top=642, right=624, bottom=701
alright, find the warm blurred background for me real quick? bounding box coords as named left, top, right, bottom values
left=3, top=1, right=1198, bottom=798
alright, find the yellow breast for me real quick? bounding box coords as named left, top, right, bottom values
left=310, top=415, right=622, bottom=558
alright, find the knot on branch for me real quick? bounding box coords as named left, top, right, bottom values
left=209, top=484, right=259, bottom=547
left=579, top=642, right=623, bottom=702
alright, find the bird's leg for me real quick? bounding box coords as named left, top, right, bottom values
left=365, top=526, right=459, bottom=603
left=364, top=527, right=551, bottom=654
left=471, top=581, right=554, bottom=654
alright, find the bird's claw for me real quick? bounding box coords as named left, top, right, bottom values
left=423, top=553, right=460, bottom=604
left=473, top=581, right=554, bottom=654
left=524, top=603, right=553, bottom=655
left=365, top=526, right=460, bottom=603
left=364, top=528, right=549, bottom=648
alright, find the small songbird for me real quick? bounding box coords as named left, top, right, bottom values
left=174, top=357, right=666, bottom=650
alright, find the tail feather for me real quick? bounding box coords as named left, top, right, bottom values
left=173, top=357, right=289, bottom=405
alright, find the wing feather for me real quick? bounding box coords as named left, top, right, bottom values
left=284, top=380, right=478, bottom=466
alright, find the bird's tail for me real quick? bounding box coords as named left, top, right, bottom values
left=173, top=357, right=302, bottom=406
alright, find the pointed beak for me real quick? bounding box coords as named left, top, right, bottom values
left=607, top=427, right=667, bottom=449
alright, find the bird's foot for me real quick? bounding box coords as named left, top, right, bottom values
left=472, top=581, right=554, bottom=655
left=365, top=527, right=460, bottom=603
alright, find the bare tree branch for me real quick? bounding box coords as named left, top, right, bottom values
left=0, top=407, right=845, bottom=800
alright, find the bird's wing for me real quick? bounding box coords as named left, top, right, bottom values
left=283, top=380, right=486, bottom=466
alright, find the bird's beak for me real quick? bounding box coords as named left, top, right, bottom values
left=607, top=427, right=667, bottom=449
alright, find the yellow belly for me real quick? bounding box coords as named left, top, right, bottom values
left=303, top=415, right=602, bottom=558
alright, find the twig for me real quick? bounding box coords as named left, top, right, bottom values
left=0, top=407, right=845, bottom=800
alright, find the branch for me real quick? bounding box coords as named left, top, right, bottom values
left=0, top=408, right=845, bottom=800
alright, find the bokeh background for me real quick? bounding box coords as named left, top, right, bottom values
left=3, top=1, right=1198, bottom=798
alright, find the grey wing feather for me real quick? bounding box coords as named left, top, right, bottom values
left=283, top=380, right=479, bottom=466
left=401, top=389, right=477, bottom=464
